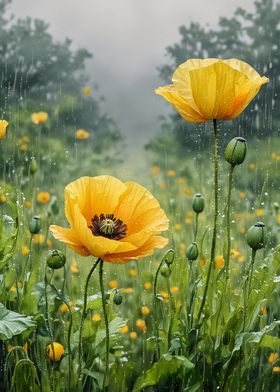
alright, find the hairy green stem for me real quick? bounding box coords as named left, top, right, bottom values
left=196, top=119, right=219, bottom=326
left=243, top=249, right=257, bottom=331
left=78, top=258, right=101, bottom=381
left=194, top=213, right=199, bottom=241
left=99, top=260, right=109, bottom=391
left=225, top=165, right=235, bottom=282
left=44, top=267, right=55, bottom=391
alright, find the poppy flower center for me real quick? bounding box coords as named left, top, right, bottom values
left=89, top=213, right=127, bottom=240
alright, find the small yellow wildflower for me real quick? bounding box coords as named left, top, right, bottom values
left=33, top=234, right=45, bottom=245
left=272, top=367, right=280, bottom=373
left=70, top=260, right=79, bottom=274
left=31, top=112, right=48, bottom=125
left=108, top=279, right=118, bottom=289
left=230, top=249, right=240, bottom=258
left=20, top=143, right=29, bottom=152
left=185, top=218, right=192, bottom=224
left=248, top=162, right=256, bottom=170
left=144, top=281, right=152, bottom=290
left=170, top=286, right=179, bottom=294
left=37, top=192, right=50, bottom=204
left=150, top=166, right=160, bottom=175
left=140, top=306, right=150, bottom=316
left=159, top=183, right=167, bottom=190
left=215, top=255, right=224, bottom=269
left=183, top=187, right=191, bottom=196
left=239, top=191, right=246, bottom=199
left=120, top=324, right=129, bottom=334
left=24, top=200, right=32, bottom=208
left=177, top=178, right=185, bottom=185
left=130, top=331, right=137, bottom=341
left=128, top=268, right=137, bottom=277
left=75, top=129, right=90, bottom=140
left=21, top=246, right=30, bottom=256
left=261, top=306, right=267, bottom=315
left=276, top=214, right=280, bottom=225
left=167, top=169, right=176, bottom=177
left=0, top=120, right=9, bottom=140
left=268, top=352, right=279, bottom=364
left=179, top=243, right=186, bottom=252
left=238, top=255, right=246, bottom=263
left=47, top=342, right=64, bottom=362
left=0, top=194, right=7, bottom=203
left=174, top=223, right=182, bottom=232
left=83, top=86, right=92, bottom=96
left=92, top=313, right=101, bottom=322
left=136, top=319, right=147, bottom=332
left=59, top=301, right=74, bottom=313
left=121, top=287, right=134, bottom=294
left=256, top=208, right=264, bottom=217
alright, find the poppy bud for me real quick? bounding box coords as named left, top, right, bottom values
left=46, top=250, right=66, bottom=270
left=225, top=137, right=247, bottom=166
left=192, top=193, right=204, bottom=214
left=113, top=291, right=123, bottom=305
left=246, top=222, right=267, bottom=250
left=186, top=242, right=199, bottom=261
left=161, top=264, right=171, bottom=278
left=30, top=158, right=37, bottom=175
left=29, top=216, right=41, bottom=234
left=164, top=250, right=175, bottom=265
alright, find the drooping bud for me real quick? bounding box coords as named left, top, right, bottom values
left=113, top=291, right=123, bottom=305
left=225, top=137, right=247, bottom=166
left=30, top=158, right=38, bottom=175
left=46, top=250, right=66, bottom=270
left=192, top=193, right=205, bottom=214
left=160, top=264, right=171, bottom=278
left=246, top=222, right=267, bottom=250
left=186, top=242, right=199, bottom=261
left=163, top=249, right=175, bottom=265
left=29, top=216, right=41, bottom=234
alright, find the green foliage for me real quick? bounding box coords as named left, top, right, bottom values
left=0, top=303, right=35, bottom=340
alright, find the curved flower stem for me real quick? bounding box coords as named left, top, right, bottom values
left=225, top=164, right=235, bottom=283
left=78, top=258, right=101, bottom=381
left=243, top=249, right=257, bottom=331
left=49, top=283, right=73, bottom=391
left=44, top=266, right=55, bottom=391
left=99, top=260, right=109, bottom=391
left=196, top=119, right=219, bottom=326
left=152, top=249, right=174, bottom=361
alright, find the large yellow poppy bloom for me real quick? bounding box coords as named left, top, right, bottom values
left=50, top=176, right=169, bottom=264
left=155, top=58, right=269, bottom=122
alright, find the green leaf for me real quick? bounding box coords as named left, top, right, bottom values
left=0, top=303, right=36, bottom=340
left=94, top=316, right=127, bottom=348
left=132, top=354, right=194, bottom=392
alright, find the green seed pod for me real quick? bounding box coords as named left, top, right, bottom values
left=225, top=137, right=247, bottom=166
left=192, top=193, right=204, bottom=214
left=186, top=242, right=199, bottom=261
left=29, top=216, right=41, bottom=234
left=30, top=158, right=38, bottom=175
left=113, top=291, right=123, bottom=305
left=47, top=250, right=66, bottom=269
left=246, top=222, right=267, bottom=250
left=160, top=264, right=171, bottom=278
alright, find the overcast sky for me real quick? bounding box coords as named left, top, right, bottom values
left=11, top=0, right=255, bottom=150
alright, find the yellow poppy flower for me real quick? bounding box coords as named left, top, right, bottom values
left=37, top=192, right=50, bottom=204
left=83, top=86, right=92, bottom=96
left=167, top=169, right=176, bottom=177
left=150, top=166, right=160, bottom=175
left=47, top=342, right=64, bottom=362
left=50, top=176, right=168, bottom=263
left=155, top=59, right=268, bottom=122
left=136, top=319, right=147, bottom=332
left=75, top=129, right=90, bottom=140
left=108, top=279, right=118, bottom=289
left=144, top=281, right=152, bottom=290
left=0, top=120, right=9, bottom=140
left=92, top=313, right=101, bottom=322
left=31, top=112, right=48, bottom=125
left=140, top=306, right=150, bottom=316
left=120, top=324, right=129, bottom=334
left=21, top=246, right=30, bottom=256
left=130, top=331, right=137, bottom=340
left=215, top=255, right=225, bottom=269
left=268, top=352, right=279, bottom=364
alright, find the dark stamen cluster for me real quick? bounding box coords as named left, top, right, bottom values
left=89, top=213, right=127, bottom=240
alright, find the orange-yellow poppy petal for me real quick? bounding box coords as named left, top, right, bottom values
left=115, top=182, right=169, bottom=239
left=49, top=225, right=90, bottom=256
left=65, top=176, right=127, bottom=226
left=155, top=85, right=206, bottom=122
left=103, top=236, right=169, bottom=264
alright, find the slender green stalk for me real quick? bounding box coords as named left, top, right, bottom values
left=243, top=249, right=257, bottom=331
left=77, top=258, right=101, bottom=380
left=166, top=279, right=175, bottom=348
left=99, top=260, right=109, bottom=391
left=44, top=267, right=55, bottom=391
left=21, top=235, right=33, bottom=299
left=196, top=119, right=219, bottom=326
left=225, top=164, right=235, bottom=282
left=194, top=213, right=199, bottom=241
